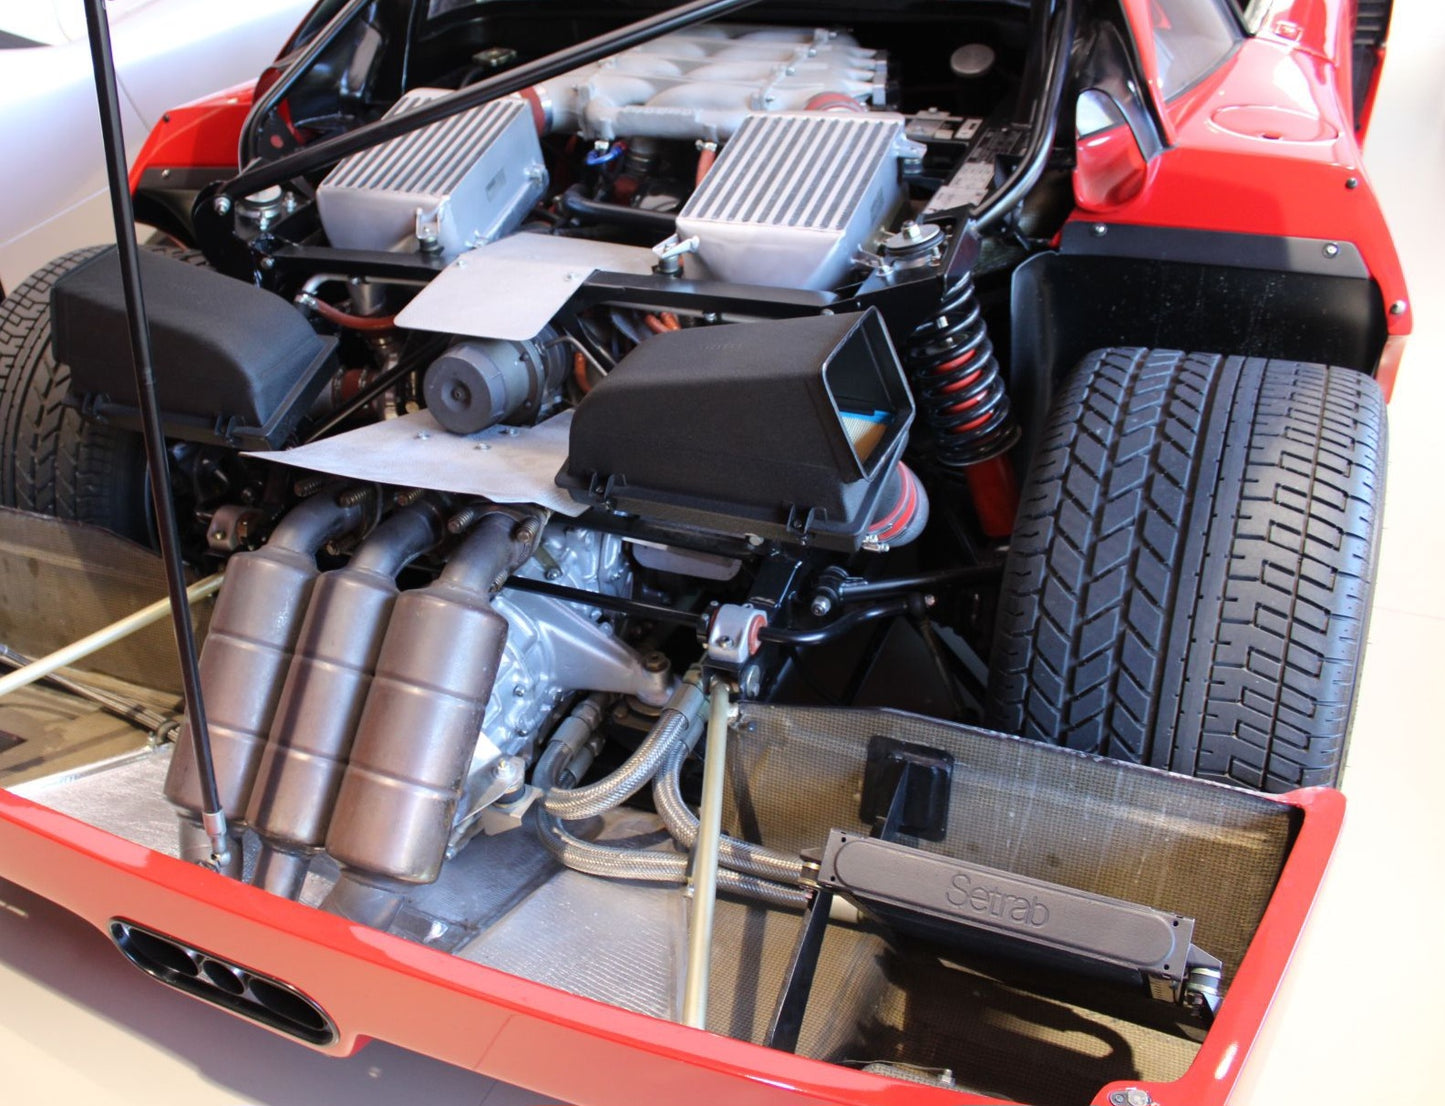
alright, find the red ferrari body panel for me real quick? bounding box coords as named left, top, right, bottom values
left=127, top=83, right=255, bottom=194
left=1082, top=0, right=1410, bottom=347
left=5, top=3, right=1388, bottom=1103
left=0, top=783, right=1345, bottom=1106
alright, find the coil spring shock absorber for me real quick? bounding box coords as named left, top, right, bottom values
left=894, top=223, right=1021, bottom=537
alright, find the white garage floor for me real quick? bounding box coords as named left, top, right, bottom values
left=3, top=3, right=1444, bottom=1103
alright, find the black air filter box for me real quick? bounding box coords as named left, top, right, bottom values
left=51, top=247, right=336, bottom=448
left=559, top=309, right=914, bottom=550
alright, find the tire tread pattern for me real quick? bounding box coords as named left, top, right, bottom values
left=0, top=248, right=148, bottom=540
left=987, top=347, right=1384, bottom=792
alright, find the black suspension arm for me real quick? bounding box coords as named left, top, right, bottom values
left=82, top=0, right=231, bottom=871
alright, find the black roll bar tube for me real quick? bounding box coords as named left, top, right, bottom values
left=82, top=0, right=233, bottom=872
left=210, top=0, right=766, bottom=205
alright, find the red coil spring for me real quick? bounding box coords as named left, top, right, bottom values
left=906, top=270, right=1021, bottom=537
left=906, top=270, right=1019, bottom=469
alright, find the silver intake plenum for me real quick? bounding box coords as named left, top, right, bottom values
left=316, top=90, right=547, bottom=259
left=164, top=492, right=367, bottom=873
left=246, top=502, right=445, bottom=899
left=528, top=25, right=886, bottom=142
left=674, top=111, right=924, bottom=290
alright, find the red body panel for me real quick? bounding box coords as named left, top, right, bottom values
left=0, top=783, right=1344, bottom=1106
left=127, top=83, right=254, bottom=194
left=1086, top=1, right=1410, bottom=346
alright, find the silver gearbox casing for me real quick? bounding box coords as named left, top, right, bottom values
left=317, top=90, right=547, bottom=259
left=674, top=111, right=923, bottom=290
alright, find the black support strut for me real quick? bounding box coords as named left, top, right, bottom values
left=214, top=0, right=767, bottom=202
left=82, top=0, right=231, bottom=871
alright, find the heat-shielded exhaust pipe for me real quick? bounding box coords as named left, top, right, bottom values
left=322, top=510, right=540, bottom=928
left=247, top=501, right=446, bottom=899
left=164, top=490, right=369, bottom=875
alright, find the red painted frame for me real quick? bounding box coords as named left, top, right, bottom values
left=0, top=782, right=1344, bottom=1106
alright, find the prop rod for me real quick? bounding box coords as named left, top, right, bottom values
left=82, top=0, right=232, bottom=872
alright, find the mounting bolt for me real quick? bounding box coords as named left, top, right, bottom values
left=212, top=195, right=232, bottom=216
left=1345, top=176, right=1360, bottom=189
left=544, top=566, right=563, bottom=581
left=513, top=515, right=544, bottom=544
left=739, top=664, right=762, bottom=699
left=1091, top=223, right=1107, bottom=237
left=336, top=486, right=373, bottom=508
left=810, top=595, right=834, bottom=617
left=448, top=506, right=480, bottom=534
left=1390, top=299, right=1408, bottom=316
left=1108, top=1090, right=1153, bottom=1106
left=1322, top=242, right=1340, bottom=258
left=293, top=475, right=328, bottom=498
left=643, top=651, right=670, bottom=674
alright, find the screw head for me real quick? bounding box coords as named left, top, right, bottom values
left=212, top=195, right=232, bottom=215
left=810, top=595, right=833, bottom=617
left=1346, top=176, right=1360, bottom=189
left=739, top=664, right=762, bottom=699
left=1390, top=299, right=1408, bottom=316
left=1091, top=223, right=1107, bottom=237
left=1323, top=242, right=1340, bottom=258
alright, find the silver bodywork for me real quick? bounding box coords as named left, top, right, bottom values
left=0, top=0, right=312, bottom=293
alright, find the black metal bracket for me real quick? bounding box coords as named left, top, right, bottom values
left=860, top=736, right=954, bottom=842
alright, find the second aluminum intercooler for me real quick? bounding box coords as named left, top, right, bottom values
left=675, top=111, right=924, bottom=290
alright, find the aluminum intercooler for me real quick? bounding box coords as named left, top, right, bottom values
left=316, top=90, right=547, bottom=259
left=675, top=111, right=924, bottom=290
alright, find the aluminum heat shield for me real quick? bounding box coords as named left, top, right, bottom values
left=317, top=91, right=546, bottom=259
left=675, top=112, right=923, bottom=290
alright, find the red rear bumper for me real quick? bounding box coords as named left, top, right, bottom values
left=0, top=783, right=1344, bottom=1106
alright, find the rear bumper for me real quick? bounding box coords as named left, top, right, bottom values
left=0, top=783, right=1344, bottom=1106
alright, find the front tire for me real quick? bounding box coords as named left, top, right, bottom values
left=987, top=348, right=1385, bottom=792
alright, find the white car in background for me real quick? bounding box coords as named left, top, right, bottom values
left=0, top=0, right=313, bottom=295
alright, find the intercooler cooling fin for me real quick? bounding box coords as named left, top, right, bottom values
left=317, top=90, right=547, bottom=259
left=675, top=111, right=923, bottom=290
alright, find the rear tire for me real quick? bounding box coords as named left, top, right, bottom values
left=0, top=248, right=150, bottom=543
left=987, top=348, right=1385, bottom=792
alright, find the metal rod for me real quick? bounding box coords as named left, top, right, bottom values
left=931, top=0, right=1078, bottom=229
left=0, top=577, right=223, bottom=701
left=836, top=564, right=1002, bottom=600
left=81, top=0, right=232, bottom=872
left=0, top=644, right=173, bottom=733
left=502, top=576, right=705, bottom=629
left=683, top=679, right=731, bottom=1028
left=218, top=0, right=765, bottom=201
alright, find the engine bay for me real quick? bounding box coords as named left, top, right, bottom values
left=2, top=2, right=1331, bottom=1102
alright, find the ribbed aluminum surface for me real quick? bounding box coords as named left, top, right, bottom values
left=323, top=93, right=526, bottom=197
left=681, top=113, right=903, bottom=231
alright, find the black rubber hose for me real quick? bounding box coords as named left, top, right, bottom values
left=558, top=186, right=678, bottom=236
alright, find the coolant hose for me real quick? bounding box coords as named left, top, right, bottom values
left=653, top=735, right=805, bottom=884
left=542, top=677, right=706, bottom=820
